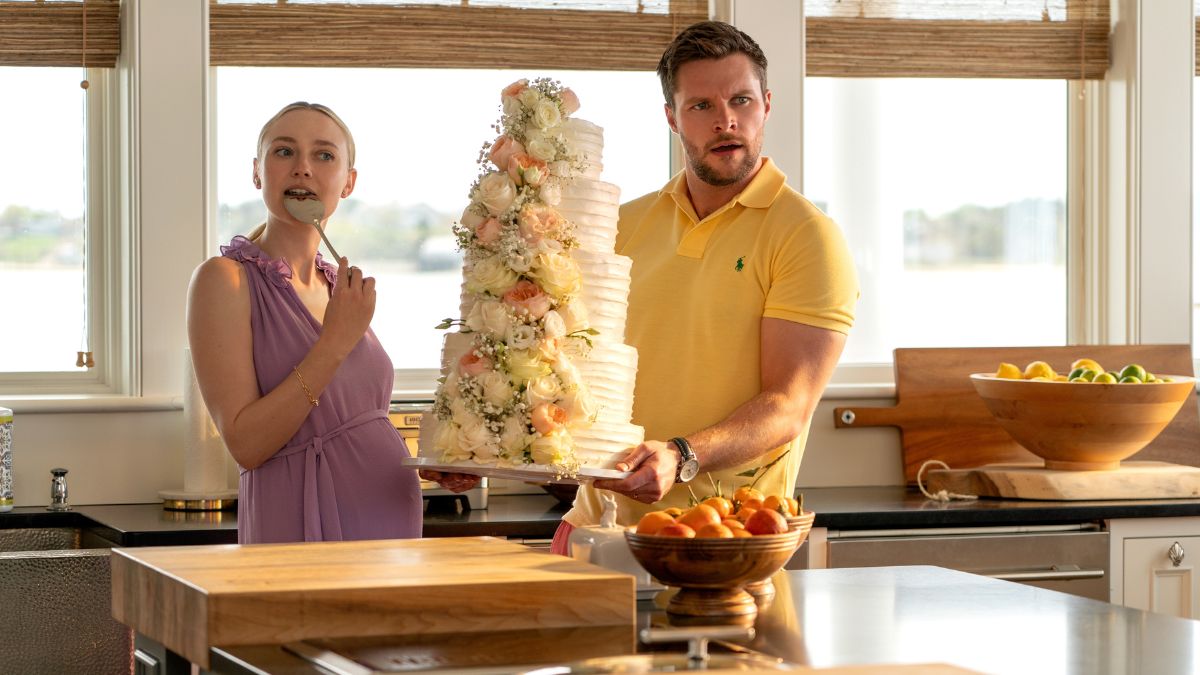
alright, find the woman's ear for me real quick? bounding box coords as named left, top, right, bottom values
left=341, top=168, right=358, bottom=199
left=252, top=158, right=262, bottom=189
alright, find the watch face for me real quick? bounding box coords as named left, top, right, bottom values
left=678, top=459, right=701, bottom=483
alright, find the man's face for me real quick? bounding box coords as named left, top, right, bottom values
left=665, top=53, right=771, bottom=188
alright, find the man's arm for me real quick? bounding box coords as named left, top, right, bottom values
left=592, top=317, right=846, bottom=503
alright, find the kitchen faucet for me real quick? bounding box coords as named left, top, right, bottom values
left=47, top=467, right=70, bottom=511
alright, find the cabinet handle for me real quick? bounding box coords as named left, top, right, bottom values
left=1168, top=541, right=1185, bottom=567
left=985, top=565, right=1105, bottom=582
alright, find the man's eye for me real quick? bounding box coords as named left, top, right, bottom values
left=734, top=96, right=751, bottom=105
left=692, top=102, right=709, bottom=111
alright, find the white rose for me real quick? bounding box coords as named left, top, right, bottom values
left=549, top=160, right=572, bottom=177
left=539, top=182, right=562, bottom=207
left=560, top=385, right=598, bottom=424
left=477, top=370, right=514, bottom=408
left=442, top=369, right=460, bottom=394
left=519, top=87, right=542, bottom=109
left=533, top=99, right=562, bottom=130
left=542, top=310, right=566, bottom=340
left=500, top=416, right=533, bottom=454
left=466, top=299, right=510, bottom=337
left=506, top=348, right=552, bottom=385
left=531, top=252, right=582, bottom=299
left=457, top=417, right=495, bottom=456
left=464, top=255, right=518, bottom=296
left=559, top=302, right=590, bottom=334
left=525, top=374, right=562, bottom=408
left=530, top=431, right=569, bottom=465
left=553, top=353, right=581, bottom=389
left=449, top=397, right=471, bottom=424
left=432, top=420, right=460, bottom=456
left=472, top=171, right=517, bottom=216
left=537, top=338, right=561, bottom=361
left=506, top=249, right=535, bottom=274
left=506, top=323, right=537, bottom=351
left=502, top=96, right=523, bottom=118
left=459, top=206, right=485, bottom=229
left=526, top=137, right=558, bottom=162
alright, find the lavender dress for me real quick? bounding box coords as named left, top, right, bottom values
left=222, top=236, right=422, bottom=544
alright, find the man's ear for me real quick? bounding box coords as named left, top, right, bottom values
left=665, top=103, right=679, bottom=134
left=763, top=89, right=772, bottom=123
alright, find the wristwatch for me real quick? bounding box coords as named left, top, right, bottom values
left=670, top=437, right=700, bottom=484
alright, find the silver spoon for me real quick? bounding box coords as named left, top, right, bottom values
left=284, top=197, right=341, bottom=261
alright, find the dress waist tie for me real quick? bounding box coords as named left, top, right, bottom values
left=270, top=408, right=389, bottom=542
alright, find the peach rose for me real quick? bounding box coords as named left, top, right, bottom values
left=502, top=279, right=552, bottom=319
left=488, top=135, right=525, bottom=172
left=475, top=217, right=502, bottom=246
left=517, top=204, right=564, bottom=244
left=530, top=402, right=568, bottom=435
left=458, top=350, right=494, bottom=378
left=507, top=152, right=547, bottom=187
left=560, top=88, right=581, bottom=115
left=501, top=79, right=529, bottom=102
left=459, top=206, right=485, bottom=229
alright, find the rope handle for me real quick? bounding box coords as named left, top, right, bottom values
left=916, top=459, right=978, bottom=502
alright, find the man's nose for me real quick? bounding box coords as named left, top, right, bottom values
left=712, top=106, right=738, bottom=132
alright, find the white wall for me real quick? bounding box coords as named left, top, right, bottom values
left=3, top=1, right=1192, bottom=506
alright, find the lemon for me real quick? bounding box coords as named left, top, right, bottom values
left=995, top=362, right=1023, bottom=379
left=1023, top=361, right=1056, bottom=380
left=1067, top=367, right=1097, bottom=382
left=1071, top=358, right=1104, bottom=374
left=1119, top=364, right=1148, bottom=383
left=1093, top=372, right=1118, bottom=384
left=1119, top=375, right=1142, bottom=384
left=1054, top=374, right=1069, bottom=382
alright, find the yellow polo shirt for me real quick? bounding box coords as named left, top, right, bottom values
left=565, top=158, right=859, bottom=528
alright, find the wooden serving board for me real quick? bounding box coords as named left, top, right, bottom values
left=110, top=536, right=635, bottom=668
left=925, top=461, right=1200, bottom=500
left=833, top=345, right=1200, bottom=484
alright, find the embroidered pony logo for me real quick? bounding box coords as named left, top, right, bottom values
left=735, top=256, right=746, bottom=272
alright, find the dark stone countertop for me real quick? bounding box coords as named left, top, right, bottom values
left=210, top=565, right=1200, bottom=675
left=4, top=486, right=1200, bottom=547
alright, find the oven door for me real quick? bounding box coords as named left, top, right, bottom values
left=824, top=524, right=1109, bottom=601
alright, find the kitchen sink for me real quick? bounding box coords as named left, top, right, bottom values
left=0, top=526, right=132, bottom=674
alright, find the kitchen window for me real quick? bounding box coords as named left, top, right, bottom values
left=212, top=67, right=668, bottom=390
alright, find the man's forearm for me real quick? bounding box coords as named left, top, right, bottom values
left=685, top=389, right=815, bottom=473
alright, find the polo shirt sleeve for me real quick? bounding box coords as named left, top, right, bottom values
left=763, top=212, right=859, bottom=334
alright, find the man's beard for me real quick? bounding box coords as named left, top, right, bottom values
left=683, top=133, right=761, bottom=187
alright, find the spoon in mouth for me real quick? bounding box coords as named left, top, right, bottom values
left=284, top=197, right=341, bottom=261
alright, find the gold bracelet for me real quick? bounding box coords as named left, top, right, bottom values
left=292, top=366, right=319, bottom=407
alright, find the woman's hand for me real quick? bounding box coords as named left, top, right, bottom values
left=319, top=256, right=376, bottom=356
left=419, top=469, right=482, bottom=493
left=590, top=440, right=680, bottom=504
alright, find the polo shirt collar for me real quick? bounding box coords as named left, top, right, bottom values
left=662, top=157, right=786, bottom=225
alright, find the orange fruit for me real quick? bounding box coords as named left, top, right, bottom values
left=732, top=528, right=753, bottom=538
left=663, top=506, right=684, bottom=518
left=733, top=506, right=758, bottom=523
left=740, top=497, right=764, bottom=512
left=721, top=518, right=746, bottom=531
left=744, top=508, right=788, bottom=535
left=657, top=522, right=696, bottom=538
left=636, top=510, right=676, bottom=535
left=695, top=522, right=735, bottom=538
left=677, top=504, right=721, bottom=532
left=733, top=486, right=764, bottom=505
left=786, top=497, right=800, bottom=517
left=701, top=496, right=734, bottom=519
left=762, top=495, right=793, bottom=516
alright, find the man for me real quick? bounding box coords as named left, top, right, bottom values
left=552, top=20, right=859, bottom=550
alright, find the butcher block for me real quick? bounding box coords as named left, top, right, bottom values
left=110, top=536, right=636, bottom=668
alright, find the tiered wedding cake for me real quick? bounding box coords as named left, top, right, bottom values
left=420, top=78, right=643, bottom=476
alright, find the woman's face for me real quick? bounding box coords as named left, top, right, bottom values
left=253, top=108, right=356, bottom=226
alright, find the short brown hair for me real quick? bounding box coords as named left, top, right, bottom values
left=657, top=21, right=768, bottom=108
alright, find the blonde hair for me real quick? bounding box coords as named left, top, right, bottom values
left=248, top=102, right=356, bottom=241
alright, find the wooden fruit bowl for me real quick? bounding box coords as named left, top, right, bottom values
left=744, top=511, right=815, bottom=602
left=970, top=373, right=1197, bottom=471
left=625, top=528, right=801, bottom=621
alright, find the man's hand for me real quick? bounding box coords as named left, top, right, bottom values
left=591, top=440, right=680, bottom=504
left=418, top=469, right=481, bottom=493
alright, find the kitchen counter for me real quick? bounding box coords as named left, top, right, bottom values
left=207, top=565, right=1200, bottom=674
left=4, top=486, right=1200, bottom=546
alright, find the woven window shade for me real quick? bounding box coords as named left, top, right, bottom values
left=209, top=1, right=708, bottom=70
left=0, top=0, right=120, bottom=67
left=807, top=0, right=1109, bottom=79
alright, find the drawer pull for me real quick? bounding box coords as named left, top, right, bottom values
left=1168, top=541, right=1185, bottom=567
left=985, top=565, right=1105, bottom=582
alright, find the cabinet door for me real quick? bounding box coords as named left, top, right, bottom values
left=1124, top=536, right=1200, bottom=618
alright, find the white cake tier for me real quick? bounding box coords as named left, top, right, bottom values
left=417, top=408, right=439, bottom=457
left=573, top=249, right=631, bottom=342
left=560, top=118, right=604, bottom=180
left=572, top=421, right=646, bottom=468
left=440, top=331, right=475, bottom=375
left=557, top=181, right=620, bottom=254
left=575, top=342, right=638, bottom=422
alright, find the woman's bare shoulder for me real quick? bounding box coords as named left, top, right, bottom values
left=189, top=255, right=248, bottom=298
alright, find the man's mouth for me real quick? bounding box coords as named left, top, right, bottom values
left=709, top=142, right=743, bottom=155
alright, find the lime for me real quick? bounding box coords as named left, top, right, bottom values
left=1119, top=364, right=1148, bottom=382
left=1071, top=358, right=1104, bottom=374
left=1093, top=372, right=1118, bottom=384
left=1067, top=367, right=1097, bottom=382
left=1023, top=360, right=1056, bottom=380
left=1118, top=375, right=1142, bottom=384
left=995, top=362, right=1023, bottom=379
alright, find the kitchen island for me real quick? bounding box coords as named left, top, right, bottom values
left=203, top=565, right=1200, bottom=674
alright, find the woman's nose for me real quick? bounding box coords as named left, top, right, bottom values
left=292, top=157, right=313, bottom=177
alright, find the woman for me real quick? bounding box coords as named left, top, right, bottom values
left=187, top=101, right=460, bottom=543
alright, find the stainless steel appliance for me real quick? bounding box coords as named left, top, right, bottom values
left=818, top=523, right=1109, bottom=601
left=389, top=402, right=488, bottom=510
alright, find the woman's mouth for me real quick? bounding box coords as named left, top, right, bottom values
left=285, top=188, right=317, bottom=200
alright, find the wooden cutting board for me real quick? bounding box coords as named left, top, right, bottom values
left=924, top=461, right=1200, bottom=500
left=110, top=536, right=636, bottom=669
left=832, top=345, right=1200, bottom=484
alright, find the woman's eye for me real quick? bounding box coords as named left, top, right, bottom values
left=273, top=147, right=293, bottom=157
left=317, top=151, right=335, bottom=161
